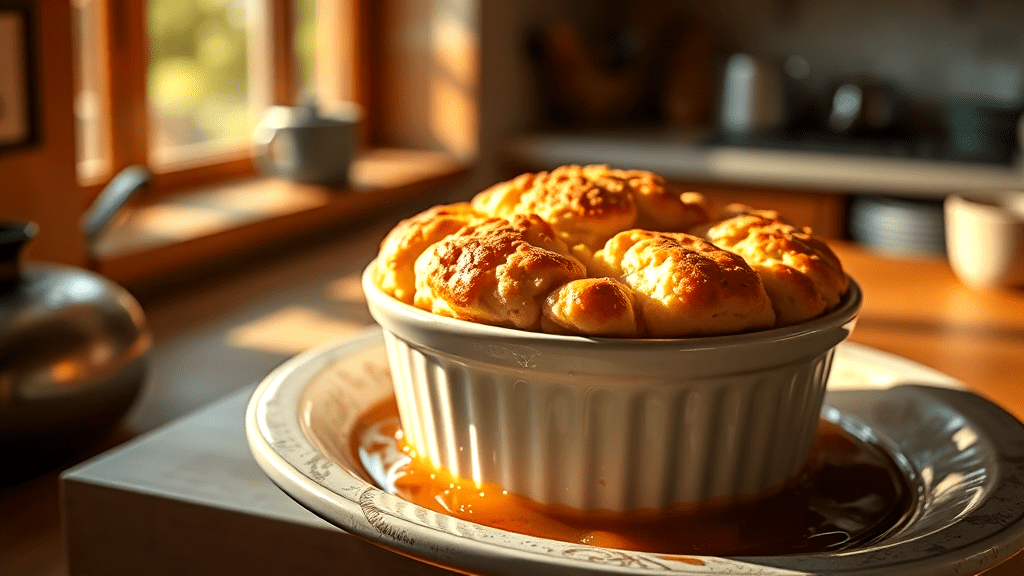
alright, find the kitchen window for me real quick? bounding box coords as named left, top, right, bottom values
left=73, top=0, right=361, bottom=197
left=68, top=0, right=476, bottom=288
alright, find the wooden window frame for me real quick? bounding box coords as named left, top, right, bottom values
left=78, top=0, right=377, bottom=202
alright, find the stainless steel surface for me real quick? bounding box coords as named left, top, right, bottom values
left=719, top=53, right=786, bottom=136
left=0, top=221, right=149, bottom=481
left=828, top=82, right=897, bottom=134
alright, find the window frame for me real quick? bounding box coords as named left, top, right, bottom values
left=78, top=0, right=374, bottom=202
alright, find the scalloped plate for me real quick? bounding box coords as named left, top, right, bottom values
left=246, top=328, right=1024, bottom=575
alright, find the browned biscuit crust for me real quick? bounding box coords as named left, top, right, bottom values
left=414, top=215, right=586, bottom=330
left=374, top=202, right=484, bottom=303
left=541, top=277, right=641, bottom=337
left=471, top=165, right=709, bottom=250
left=595, top=230, right=775, bottom=336
left=634, top=186, right=711, bottom=234
left=701, top=215, right=848, bottom=326
left=374, top=166, right=847, bottom=337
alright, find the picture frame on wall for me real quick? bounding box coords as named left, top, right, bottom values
left=0, top=2, right=38, bottom=153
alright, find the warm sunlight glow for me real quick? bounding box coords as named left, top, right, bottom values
left=431, top=12, right=476, bottom=88
left=429, top=76, right=477, bottom=159
left=325, top=275, right=365, bottom=303
left=226, top=306, right=366, bottom=354
left=468, top=423, right=483, bottom=487
left=428, top=6, right=478, bottom=158
left=128, top=204, right=236, bottom=241
left=198, top=179, right=328, bottom=216
left=48, top=358, right=87, bottom=386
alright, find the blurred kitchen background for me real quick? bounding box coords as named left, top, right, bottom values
left=5, top=2, right=1024, bottom=574
left=0, top=0, right=1022, bottom=436
left=501, top=0, right=1024, bottom=253
left=66, top=0, right=1024, bottom=253
left=2, top=0, right=1023, bottom=444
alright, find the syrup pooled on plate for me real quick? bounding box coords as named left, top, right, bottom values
left=353, top=398, right=913, bottom=556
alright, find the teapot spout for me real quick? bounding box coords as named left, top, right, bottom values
left=81, top=165, right=151, bottom=245
left=0, top=220, right=38, bottom=287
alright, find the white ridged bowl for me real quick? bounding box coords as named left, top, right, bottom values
left=362, top=261, right=862, bottom=512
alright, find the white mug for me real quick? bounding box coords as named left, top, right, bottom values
left=944, top=193, right=1024, bottom=288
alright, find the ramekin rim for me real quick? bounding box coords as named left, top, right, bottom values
left=361, top=259, right=861, bottom=348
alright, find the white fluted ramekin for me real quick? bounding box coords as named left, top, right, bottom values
left=362, top=261, right=862, bottom=512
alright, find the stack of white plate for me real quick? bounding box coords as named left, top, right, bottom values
left=849, top=196, right=947, bottom=255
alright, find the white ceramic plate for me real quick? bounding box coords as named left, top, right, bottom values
left=246, top=327, right=1024, bottom=576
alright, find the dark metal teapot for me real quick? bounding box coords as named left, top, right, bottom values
left=1, top=169, right=151, bottom=483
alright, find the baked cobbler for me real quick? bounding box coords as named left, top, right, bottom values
left=374, top=165, right=847, bottom=337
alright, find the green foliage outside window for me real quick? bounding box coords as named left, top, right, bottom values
left=295, top=0, right=317, bottom=95
left=148, top=0, right=252, bottom=150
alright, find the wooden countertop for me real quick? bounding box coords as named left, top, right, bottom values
left=836, top=243, right=1024, bottom=575
left=2, top=240, right=1024, bottom=575
left=833, top=243, right=1024, bottom=424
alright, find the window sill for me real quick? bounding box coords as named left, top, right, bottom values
left=92, top=148, right=470, bottom=289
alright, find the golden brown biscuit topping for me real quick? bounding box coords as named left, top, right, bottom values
left=374, top=203, right=484, bottom=303
left=414, top=215, right=586, bottom=330
left=595, top=230, right=776, bottom=336
left=471, top=165, right=709, bottom=250
left=374, top=166, right=848, bottom=337
left=541, top=277, right=641, bottom=337
left=700, top=214, right=848, bottom=326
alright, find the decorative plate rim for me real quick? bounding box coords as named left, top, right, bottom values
left=245, top=327, right=1024, bottom=576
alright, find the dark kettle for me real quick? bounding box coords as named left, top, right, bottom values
left=0, top=167, right=152, bottom=484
